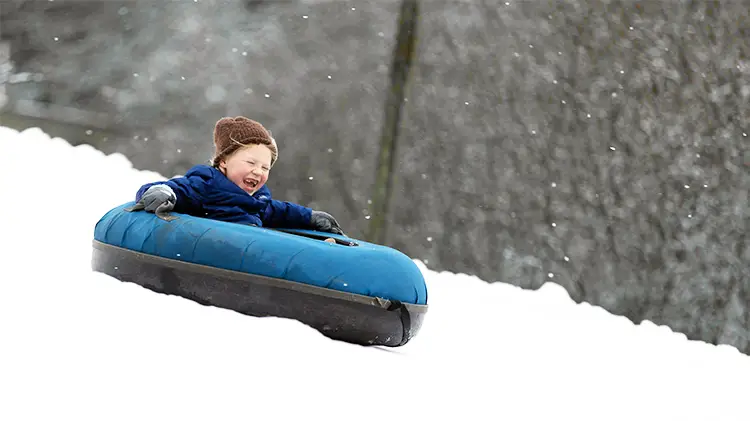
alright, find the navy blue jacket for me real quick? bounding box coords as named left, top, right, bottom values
left=135, top=165, right=312, bottom=228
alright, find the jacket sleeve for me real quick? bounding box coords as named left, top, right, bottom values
left=260, top=199, right=313, bottom=229
left=135, top=176, right=204, bottom=215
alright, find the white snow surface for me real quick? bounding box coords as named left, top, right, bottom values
left=0, top=126, right=749, bottom=421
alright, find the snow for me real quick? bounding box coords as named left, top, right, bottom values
left=1, top=125, right=749, bottom=421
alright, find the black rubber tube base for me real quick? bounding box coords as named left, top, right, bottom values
left=91, top=241, right=427, bottom=347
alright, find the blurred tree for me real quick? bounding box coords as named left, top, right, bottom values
left=367, top=0, right=419, bottom=245
left=394, top=0, right=750, bottom=351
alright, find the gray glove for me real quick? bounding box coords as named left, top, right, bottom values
left=310, top=210, right=345, bottom=235
left=139, top=184, right=176, bottom=213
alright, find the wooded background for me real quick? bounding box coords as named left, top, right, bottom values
left=1, top=0, right=748, bottom=353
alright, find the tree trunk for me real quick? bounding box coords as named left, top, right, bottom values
left=366, top=0, right=419, bottom=245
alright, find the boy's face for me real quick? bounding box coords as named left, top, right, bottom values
left=219, top=144, right=273, bottom=195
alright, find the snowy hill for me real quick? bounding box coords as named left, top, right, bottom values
left=0, top=126, right=748, bottom=421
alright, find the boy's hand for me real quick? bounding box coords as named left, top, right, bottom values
left=310, top=210, right=345, bottom=236
left=139, top=185, right=176, bottom=213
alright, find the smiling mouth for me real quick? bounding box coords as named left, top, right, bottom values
left=244, top=179, right=259, bottom=189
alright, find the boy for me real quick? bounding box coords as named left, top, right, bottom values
left=132, top=116, right=344, bottom=235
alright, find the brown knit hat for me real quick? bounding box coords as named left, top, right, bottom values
left=211, top=116, right=278, bottom=168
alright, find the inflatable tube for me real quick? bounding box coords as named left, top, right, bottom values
left=91, top=202, right=428, bottom=346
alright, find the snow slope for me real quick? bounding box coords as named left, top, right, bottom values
left=0, top=126, right=748, bottom=421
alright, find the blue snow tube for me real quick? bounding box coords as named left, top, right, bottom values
left=91, top=202, right=428, bottom=346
